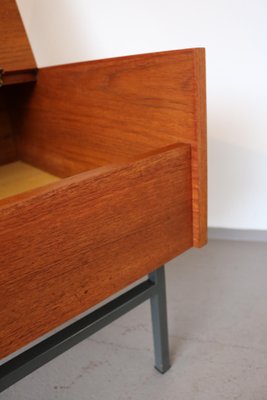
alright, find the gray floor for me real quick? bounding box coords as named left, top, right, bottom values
left=1, top=239, right=267, bottom=400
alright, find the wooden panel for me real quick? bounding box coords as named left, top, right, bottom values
left=0, top=91, right=16, bottom=165
left=1, top=70, right=38, bottom=86
left=0, top=144, right=192, bottom=359
left=0, top=0, right=37, bottom=83
left=192, top=49, right=207, bottom=247
left=7, top=48, right=207, bottom=246
left=10, top=49, right=197, bottom=174
left=0, top=161, right=60, bottom=200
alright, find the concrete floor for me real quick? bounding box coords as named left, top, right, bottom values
left=1, top=239, right=267, bottom=400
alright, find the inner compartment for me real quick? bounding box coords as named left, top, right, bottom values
left=0, top=161, right=60, bottom=201
left=0, top=89, right=60, bottom=201
left=0, top=82, right=115, bottom=201
left=0, top=78, right=165, bottom=202
left=1, top=49, right=201, bottom=204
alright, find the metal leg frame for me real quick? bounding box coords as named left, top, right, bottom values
left=149, top=266, right=170, bottom=373
left=0, top=265, right=170, bottom=392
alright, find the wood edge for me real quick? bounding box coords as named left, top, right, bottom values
left=193, top=48, right=208, bottom=248
left=1, top=69, right=38, bottom=86
left=127, top=142, right=190, bottom=162
left=0, top=142, right=190, bottom=210
left=38, top=48, right=203, bottom=72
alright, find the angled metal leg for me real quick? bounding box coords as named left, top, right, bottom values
left=149, top=265, right=171, bottom=373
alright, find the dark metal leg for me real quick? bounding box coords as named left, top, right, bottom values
left=149, top=265, right=171, bottom=373
left=0, top=265, right=171, bottom=392
left=0, top=279, right=157, bottom=392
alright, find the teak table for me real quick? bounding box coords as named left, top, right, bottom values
left=0, top=0, right=207, bottom=392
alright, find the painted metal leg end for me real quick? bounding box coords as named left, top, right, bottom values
left=154, top=360, right=171, bottom=374
left=149, top=265, right=171, bottom=375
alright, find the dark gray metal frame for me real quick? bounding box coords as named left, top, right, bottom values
left=0, top=265, right=170, bottom=393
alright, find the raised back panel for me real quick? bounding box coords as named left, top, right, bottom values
left=0, top=0, right=37, bottom=84
left=8, top=48, right=207, bottom=246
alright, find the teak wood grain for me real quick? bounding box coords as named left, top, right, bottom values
left=0, top=0, right=37, bottom=84
left=8, top=48, right=207, bottom=246
left=0, top=144, right=192, bottom=359
left=0, top=3, right=207, bottom=359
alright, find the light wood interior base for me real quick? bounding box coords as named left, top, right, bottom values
left=0, top=161, right=60, bottom=200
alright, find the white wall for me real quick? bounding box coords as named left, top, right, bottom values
left=17, top=0, right=267, bottom=231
